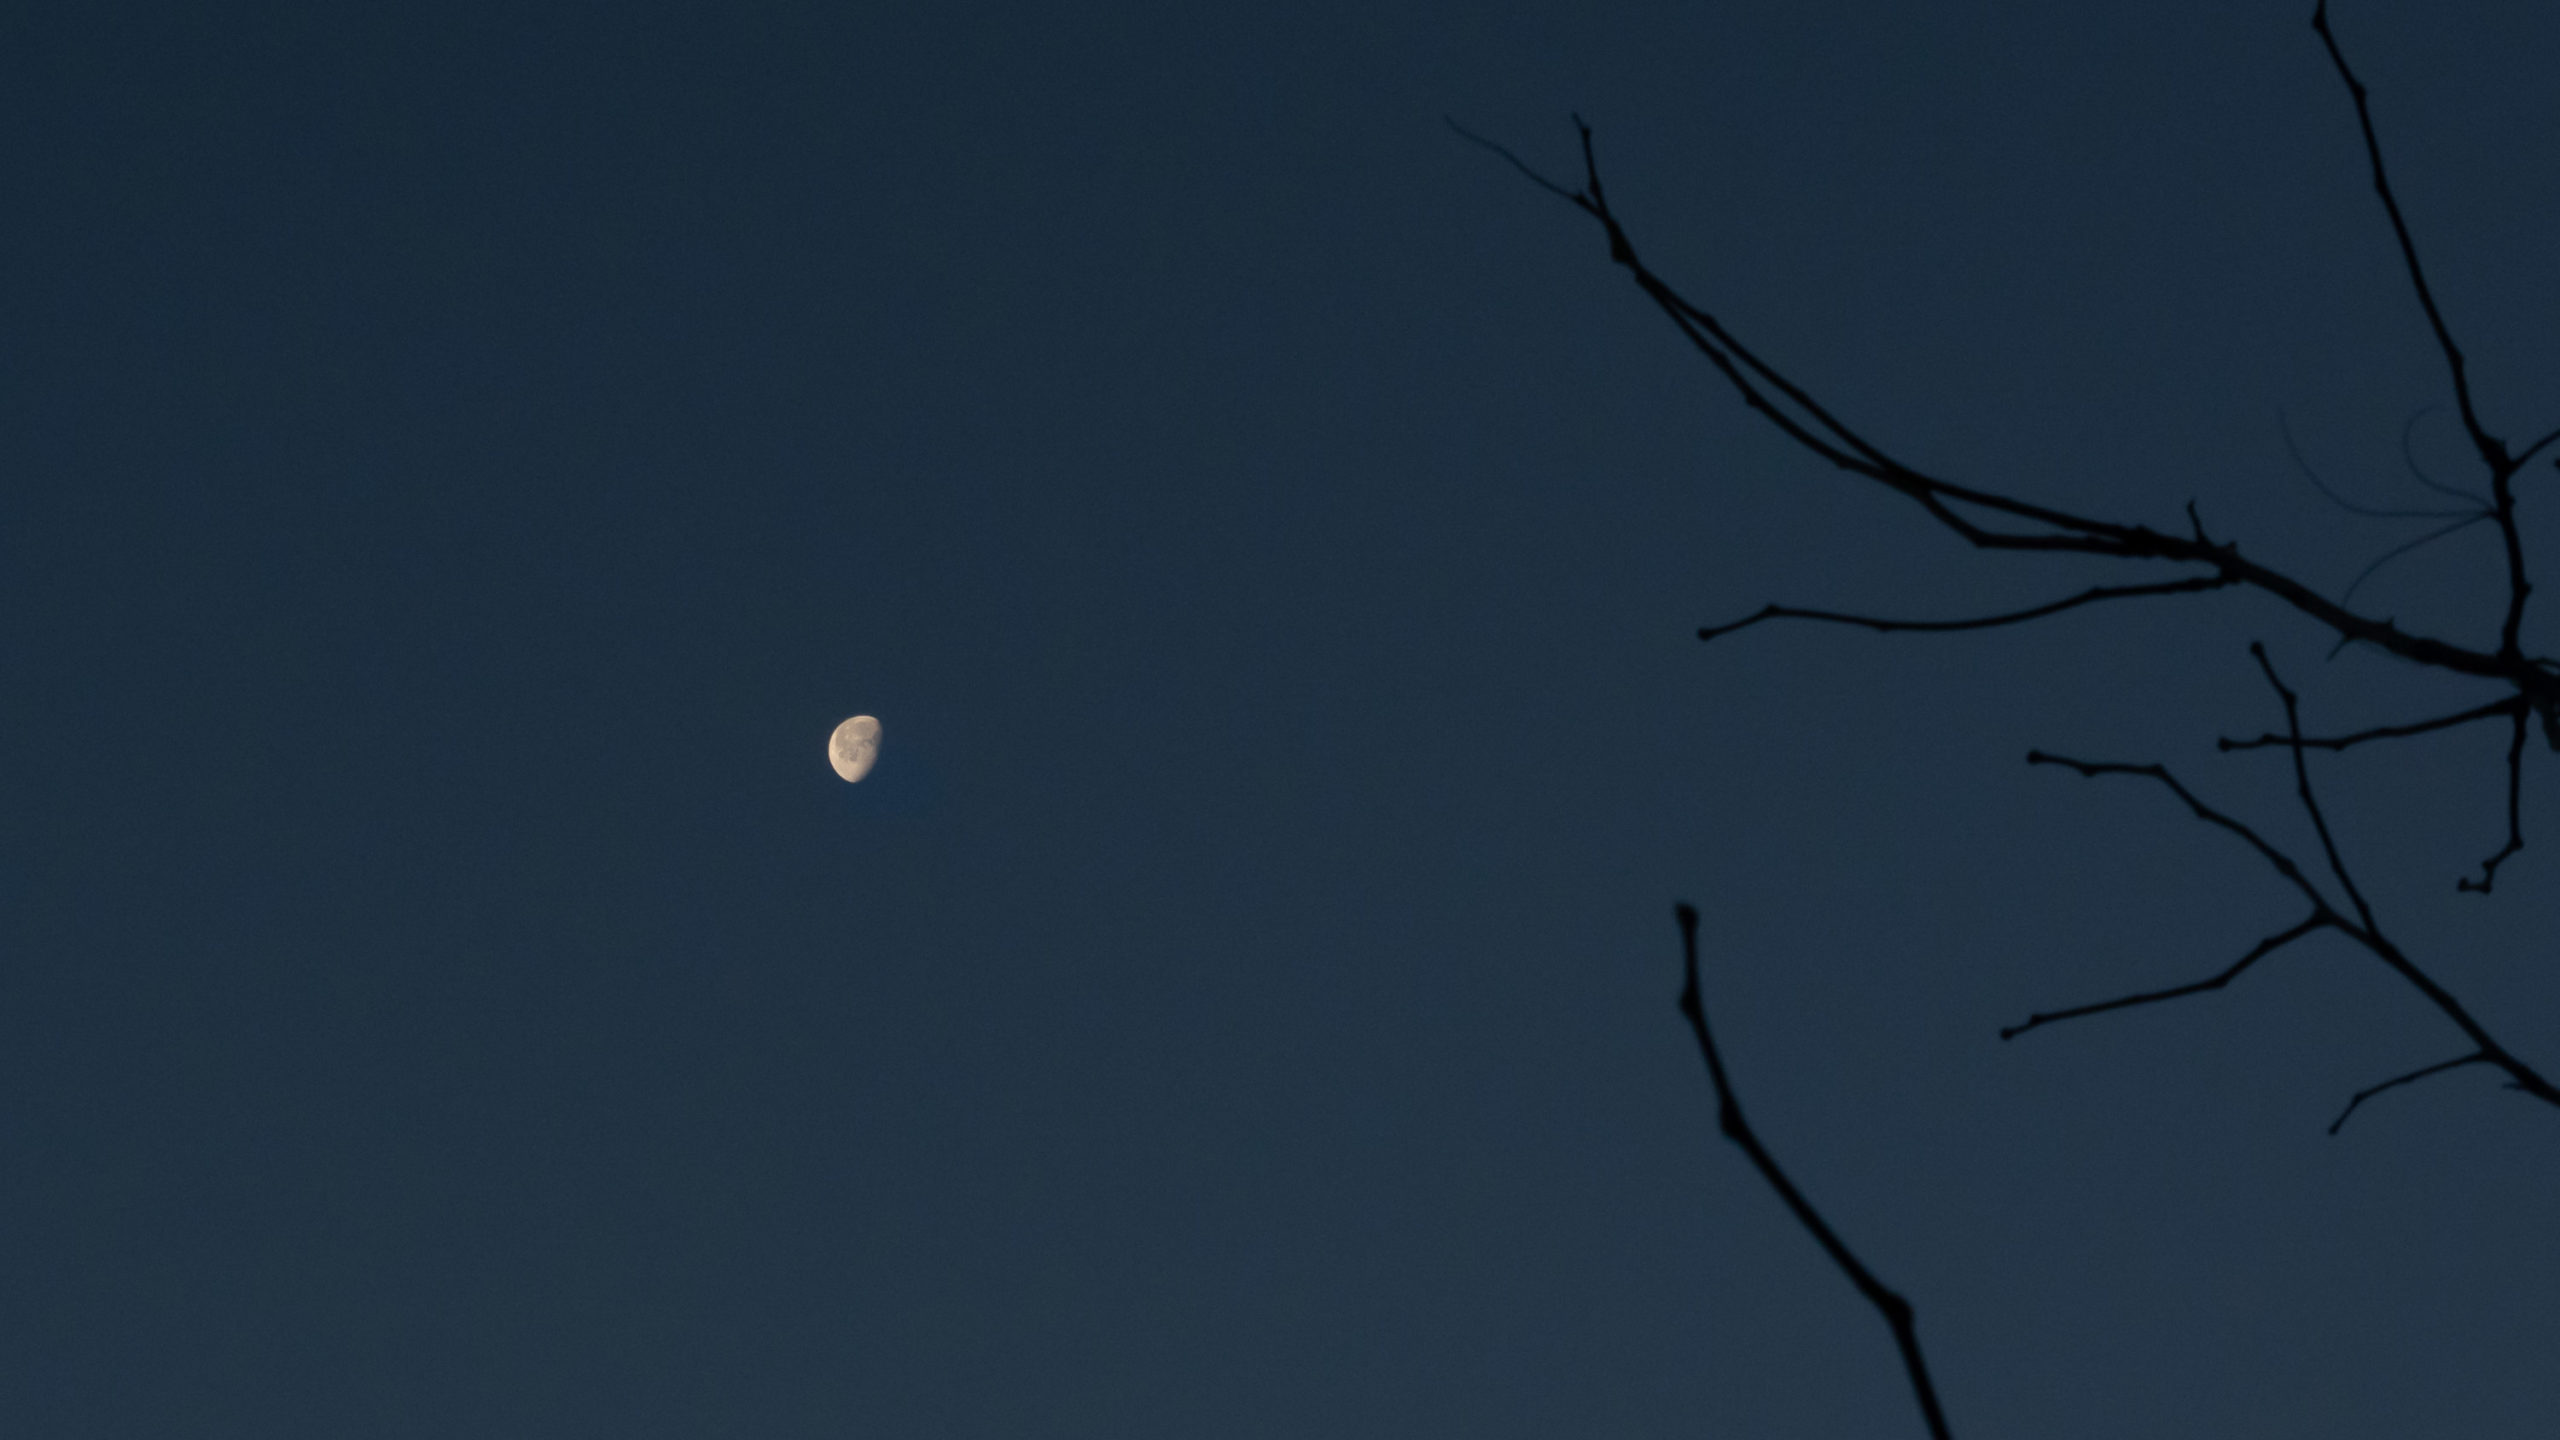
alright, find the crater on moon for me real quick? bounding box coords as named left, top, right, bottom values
left=828, top=715, right=881, bottom=783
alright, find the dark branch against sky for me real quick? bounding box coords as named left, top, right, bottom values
left=5, top=2, right=2560, bottom=1436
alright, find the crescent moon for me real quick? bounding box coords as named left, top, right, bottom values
left=828, top=715, right=882, bottom=782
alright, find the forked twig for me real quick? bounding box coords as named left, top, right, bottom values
left=1451, top=108, right=2560, bottom=716
left=1674, top=905, right=1954, bottom=1440
left=2033, top=672, right=2560, bottom=1124
left=2024, top=750, right=2336, bottom=915
left=2252, top=644, right=2375, bottom=931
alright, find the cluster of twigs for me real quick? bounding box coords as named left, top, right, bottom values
left=1471, top=3, right=2556, bottom=1434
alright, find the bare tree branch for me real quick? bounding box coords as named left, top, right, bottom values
left=2312, top=1, right=2535, bottom=659
left=2000, top=915, right=2330, bottom=1041
left=2310, top=2, right=2506, bottom=473
left=2030, top=725, right=2560, bottom=1119
left=2517, top=423, right=2560, bottom=472
left=1460, top=110, right=2560, bottom=721
left=1444, top=115, right=1584, bottom=206
left=2281, top=407, right=2479, bottom=519
left=2252, top=644, right=2376, bottom=932
left=1699, top=578, right=2235, bottom=643
left=1673, top=904, right=1954, bottom=1440
left=2339, top=511, right=2497, bottom=607
left=2025, top=750, right=2338, bottom=916
left=1486, top=12, right=2560, bottom=1427
left=2218, top=696, right=2519, bottom=753
left=2459, top=700, right=2530, bottom=893
left=2328, top=1052, right=2489, bottom=1135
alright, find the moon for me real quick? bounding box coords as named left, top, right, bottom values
left=828, top=715, right=882, bottom=783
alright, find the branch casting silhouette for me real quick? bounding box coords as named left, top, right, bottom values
left=1470, top=4, right=2560, bottom=1435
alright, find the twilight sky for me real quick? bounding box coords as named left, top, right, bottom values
left=7, top=2, right=2560, bottom=1435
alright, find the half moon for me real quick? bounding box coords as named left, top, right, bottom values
left=828, top=714, right=882, bottom=783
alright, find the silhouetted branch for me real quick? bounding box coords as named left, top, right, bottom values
left=2025, top=750, right=2337, bottom=915
left=2328, top=1052, right=2488, bottom=1135
left=2281, top=408, right=2478, bottom=519
left=1698, top=577, right=2234, bottom=643
left=2396, top=406, right=2491, bottom=508
left=2459, top=701, right=2530, bottom=893
left=2339, top=511, right=2496, bottom=607
left=2251, top=644, right=2376, bottom=931
left=1444, top=115, right=1584, bottom=206
left=2030, top=721, right=2560, bottom=1120
left=1484, top=14, right=2560, bottom=1430
left=2218, top=696, right=2518, bottom=753
left=2310, top=3, right=2503, bottom=472
left=1999, top=915, right=2330, bottom=1041
left=2518, top=423, right=2560, bottom=472
left=1673, top=904, right=1954, bottom=1440
left=1459, top=109, right=2560, bottom=721
left=2312, top=1, right=2535, bottom=659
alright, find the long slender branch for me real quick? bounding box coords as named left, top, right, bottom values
left=1700, top=578, right=2234, bottom=643
left=2025, top=751, right=2337, bottom=915
left=1454, top=112, right=2560, bottom=715
left=2219, top=696, right=2519, bottom=753
left=2349, top=925, right=2560, bottom=1111
left=2000, top=915, right=2331, bottom=1041
left=2328, top=1052, right=2488, bottom=1135
left=2309, top=1, right=2504, bottom=474
left=2033, top=736, right=2560, bottom=1120
left=2312, top=1, right=2533, bottom=657
left=2458, top=701, right=2529, bottom=893
left=2252, top=644, right=2376, bottom=932
left=1673, top=905, right=1954, bottom=1440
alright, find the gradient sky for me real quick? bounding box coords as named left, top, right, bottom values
left=8, top=2, right=2560, bottom=1435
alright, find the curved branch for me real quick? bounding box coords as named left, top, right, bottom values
left=2311, top=1, right=2534, bottom=657
left=2029, top=730, right=2560, bottom=1121
left=1459, top=110, right=2560, bottom=712
left=2000, top=915, right=2331, bottom=1041
left=2218, top=696, right=2518, bottom=753
left=2025, top=750, right=2337, bottom=915
left=2328, top=1052, right=2488, bottom=1135
left=1674, top=905, right=1955, bottom=1440
left=1699, top=577, right=2235, bottom=643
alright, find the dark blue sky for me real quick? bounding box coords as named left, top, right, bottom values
left=8, top=2, right=2560, bottom=1434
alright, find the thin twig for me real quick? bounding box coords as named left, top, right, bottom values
left=1699, top=578, right=2234, bottom=643
left=2026, top=751, right=2336, bottom=915
left=2280, top=408, right=2476, bottom=519
left=2310, top=1, right=2505, bottom=474
left=2000, top=915, right=2330, bottom=1041
left=2517, top=423, right=2560, bottom=472
left=2328, top=1052, right=2488, bottom=1134
left=2339, top=512, right=2496, bottom=608
left=2219, top=696, right=2518, bottom=753
left=2458, top=701, right=2529, bottom=893
left=2030, top=731, right=2560, bottom=1118
left=2252, top=644, right=2376, bottom=932
left=2311, top=1, right=2534, bottom=658
left=1444, top=115, right=1584, bottom=205
left=1674, top=905, right=1954, bottom=1440
left=1457, top=111, right=2560, bottom=714
left=2398, top=406, right=2490, bottom=508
